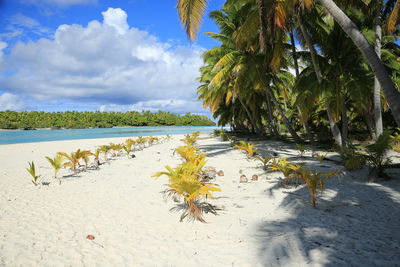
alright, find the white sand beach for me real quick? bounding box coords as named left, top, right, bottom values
left=0, top=134, right=399, bottom=266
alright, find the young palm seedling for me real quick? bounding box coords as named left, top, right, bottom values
left=136, top=136, right=147, bottom=150
left=183, top=134, right=197, bottom=146
left=125, top=138, right=136, bottom=151
left=296, top=143, right=308, bottom=158
left=234, top=141, right=258, bottom=157
left=366, top=130, right=392, bottom=180
left=109, top=143, right=123, bottom=157
left=314, top=153, right=328, bottom=164
left=269, top=158, right=305, bottom=185
left=81, top=150, right=93, bottom=170
left=45, top=154, right=64, bottom=183
left=93, top=149, right=101, bottom=168
left=169, top=176, right=220, bottom=222
left=293, top=167, right=341, bottom=207
left=26, top=161, right=41, bottom=186
left=254, top=155, right=274, bottom=170
left=57, top=149, right=86, bottom=174
left=98, top=145, right=111, bottom=161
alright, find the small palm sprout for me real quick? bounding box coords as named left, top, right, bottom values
left=136, top=136, right=147, bottom=149
left=292, top=166, right=341, bottom=207
left=57, top=149, right=86, bottom=174
left=109, top=143, right=123, bottom=157
left=268, top=158, right=305, bottom=185
left=183, top=134, right=198, bottom=146
left=93, top=149, right=101, bottom=168
left=148, top=136, right=158, bottom=146
left=296, top=143, right=308, bottom=157
left=234, top=141, right=258, bottom=157
left=81, top=150, right=93, bottom=170
left=45, top=154, right=64, bottom=183
left=254, top=156, right=274, bottom=170
left=314, top=153, right=328, bottom=163
left=26, top=161, right=41, bottom=186
left=98, top=145, right=111, bottom=161
left=122, top=144, right=132, bottom=158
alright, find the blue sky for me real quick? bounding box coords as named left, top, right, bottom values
left=0, top=0, right=225, bottom=116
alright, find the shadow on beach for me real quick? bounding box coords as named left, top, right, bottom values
left=254, top=176, right=400, bottom=266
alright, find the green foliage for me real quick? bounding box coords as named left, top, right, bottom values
left=313, top=153, right=327, bottom=163
left=98, top=145, right=111, bottom=161
left=254, top=155, right=274, bottom=170
left=366, top=131, right=392, bottom=177
left=57, top=149, right=90, bottom=174
left=45, top=154, right=64, bottom=179
left=183, top=134, right=197, bottom=146
left=233, top=141, right=258, bottom=157
left=0, top=110, right=215, bottom=129
left=293, top=167, right=341, bottom=207
left=153, top=138, right=219, bottom=222
left=213, top=129, right=222, bottom=136
left=339, top=144, right=366, bottom=170
left=269, top=158, right=305, bottom=185
left=296, top=143, right=308, bottom=157
left=219, top=131, right=229, bottom=141
left=344, top=155, right=366, bottom=171
left=26, top=161, right=41, bottom=186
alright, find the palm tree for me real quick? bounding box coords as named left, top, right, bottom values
left=175, top=0, right=400, bottom=126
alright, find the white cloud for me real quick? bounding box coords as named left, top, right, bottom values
left=0, top=8, right=205, bottom=115
left=102, top=8, right=129, bottom=35
left=2, top=14, right=50, bottom=40
left=10, top=13, right=40, bottom=29
left=0, top=93, right=25, bottom=111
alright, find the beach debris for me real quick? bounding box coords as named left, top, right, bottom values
left=240, top=174, right=248, bottom=183
left=131, top=154, right=136, bottom=158
left=217, top=170, right=224, bottom=176
left=86, top=235, right=95, bottom=240
left=251, top=174, right=258, bottom=181
left=200, top=169, right=217, bottom=182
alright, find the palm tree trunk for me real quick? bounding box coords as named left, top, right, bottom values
left=290, top=23, right=315, bottom=144
left=266, top=95, right=280, bottom=137
left=326, top=105, right=342, bottom=147
left=299, top=13, right=342, bottom=145
left=374, top=0, right=383, bottom=138
left=237, top=96, right=263, bottom=135
left=289, top=24, right=300, bottom=77
left=341, top=102, right=348, bottom=146
left=265, top=90, right=302, bottom=142
left=365, top=111, right=376, bottom=140
left=298, top=14, right=322, bottom=83
left=257, top=0, right=267, bottom=52
left=318, top=0, right=400, bottom=126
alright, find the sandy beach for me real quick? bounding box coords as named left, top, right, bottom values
left=0, top=134, right=399, bottom=266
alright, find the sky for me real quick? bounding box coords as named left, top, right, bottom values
left=0, top=0, right=225, bottom=116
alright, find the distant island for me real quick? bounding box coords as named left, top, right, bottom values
left=0, top=110, right=215, bottom=130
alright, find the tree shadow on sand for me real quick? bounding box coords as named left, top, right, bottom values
left=254, top=175, right=400, bottom=266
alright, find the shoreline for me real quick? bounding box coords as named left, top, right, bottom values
left=0, top=125, right=218, bottom=132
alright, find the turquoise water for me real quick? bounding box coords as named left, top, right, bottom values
left=0, top=126, right=221, bottom=145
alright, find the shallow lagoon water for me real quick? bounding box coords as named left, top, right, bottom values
left=0, top=126, right=221, bottom=145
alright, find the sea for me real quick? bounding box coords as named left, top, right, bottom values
left=0, top=126, right=223, bottom=145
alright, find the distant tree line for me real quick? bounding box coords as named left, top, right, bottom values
left=0, top=110, right=215, bottom=129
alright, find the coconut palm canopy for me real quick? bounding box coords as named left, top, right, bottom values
left=177, top=0, right=400, bottom=147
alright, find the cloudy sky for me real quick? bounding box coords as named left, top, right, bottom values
left=0, top=0, right=224, bottom=116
